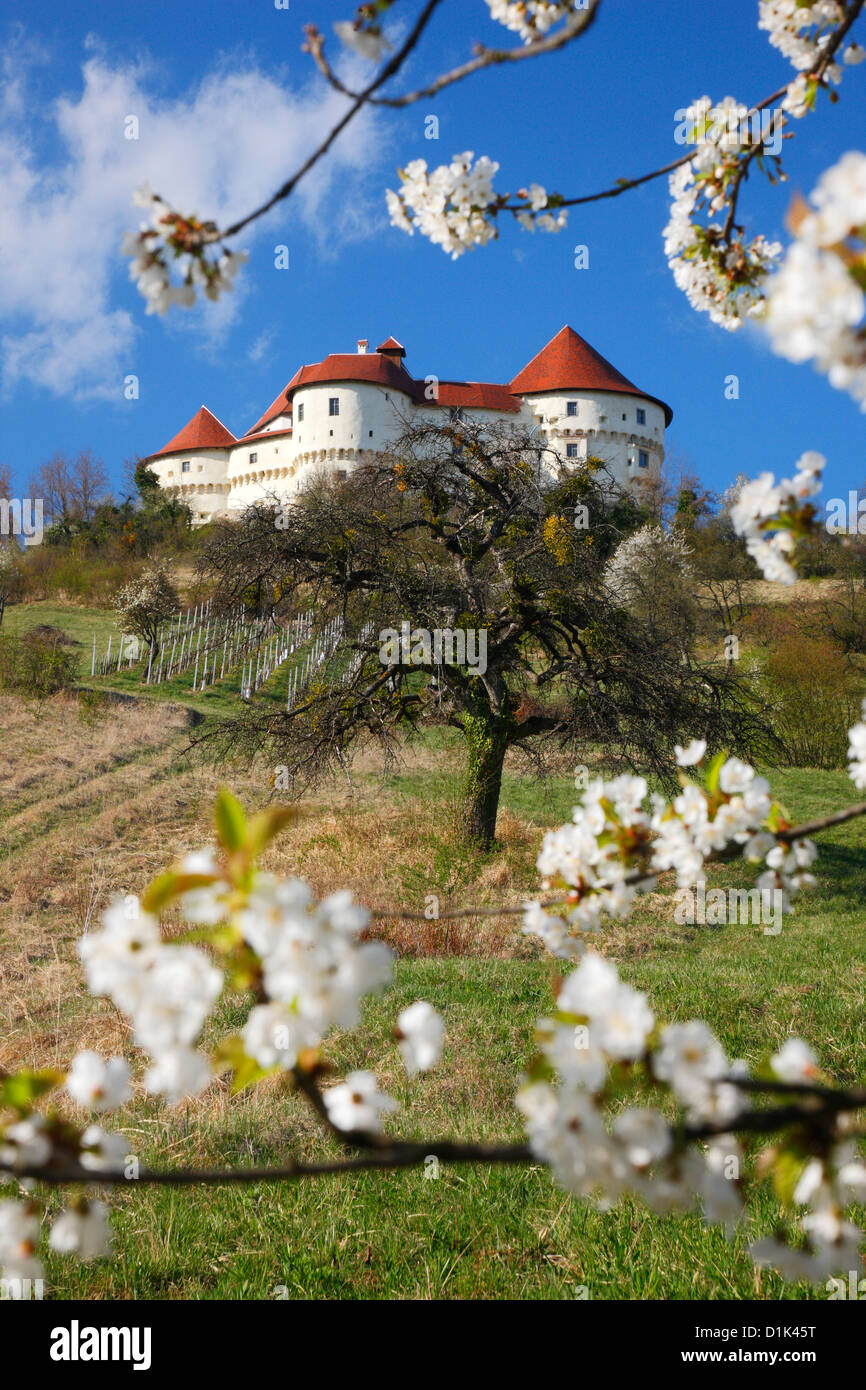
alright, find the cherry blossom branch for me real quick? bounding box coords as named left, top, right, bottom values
left=0, top=1139, right=534, bottom=1187
left=303, top=2, right=601, bottom=109
left=5, top=1081, right=863, bottom=1187
left=775, top=801, right=866, bottom=841
left=219, top=0, right=446, bottom=240
left=535, top=0, right=864, bottom=214
left=367, top=800, right=866, bottom=924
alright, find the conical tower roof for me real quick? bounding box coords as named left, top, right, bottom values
left=510, top=325, right=672, bottom=424
left=153, top=405, right=237, bottom=457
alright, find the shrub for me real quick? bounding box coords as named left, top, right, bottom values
left=756, top=629, right=864, bottom=768
left=0, top=628, right=78, bottom=697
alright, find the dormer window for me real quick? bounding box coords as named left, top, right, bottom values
left=329, top=397, right=340, bottom=416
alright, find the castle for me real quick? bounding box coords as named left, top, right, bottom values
left=145, top=325, right=672, bottom=525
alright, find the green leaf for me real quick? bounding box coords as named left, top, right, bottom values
left=246, top=805, right=299, bottom=857
left=0, top=1068, right=64, bottom=1114
left=211, top=1036, right=278, bottom=1094
left=771, top=1148, right=809, bottom=1209
left=141, top=870, right=220, bottom=914
left=214, top=789, right=247, bottom=853
left=705, top=750, right=727, bottom=795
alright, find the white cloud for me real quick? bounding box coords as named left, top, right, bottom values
left=248, top=327, right=277, bottom=364
left=0, top=39, right=391, bottom=401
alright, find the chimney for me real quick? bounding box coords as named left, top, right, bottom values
left=357, top=338, right=369, bottom=355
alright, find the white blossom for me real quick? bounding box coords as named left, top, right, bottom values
left=334, top=21, right=392, bottom=62
left=123, top=184, right=248, bottom=315
left=485, top=1, right=586, bottom=44
left=847, top=698, right=866, bottom=789
left=758, top=1, right=845, bottom=75
left=386, top=152, right=501, bottom=259
left=771, top=1037, right=819, bottom=1083
left=79, top=1126, right=132, bottom=1174
left=675, top=739, right=707, bottom=767
left=0, top=1200, right=43, bottom=1285
left=0, top=1116, right=51, bottom=1170
left=66, top=1052, right=131, bottom=1112
left=396, top=1001, right=445, bottom=1075
left=728, top=452, right=826, bottom=583
left=763, top=155, right=866, bottom=410
left=49, top=1201, right=112, bottom=1261
left=143, top=1046, right=212, bottom=1104
left=663, top=101, right=783, bottom=328
left=242, top=1003, right=318, bottom=1070
left=323, top=1071, right=398, bottom=1133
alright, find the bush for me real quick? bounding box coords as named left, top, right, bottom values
left=755, top=629, right=864, bottom=768
left=0, top=628, right=78, bottom=697
left=13, top=544, right=143, bottom=606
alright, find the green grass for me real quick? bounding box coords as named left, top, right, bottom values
left=24, top=767, right=866, bottom=1301
left=3, top=600, right=117, bottom=674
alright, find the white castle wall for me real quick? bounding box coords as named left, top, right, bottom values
left=152, top=381, right=667, bottom=523
left=522, top=390, right=666, bottom=484
left=149, top=447, right=232, bottom=524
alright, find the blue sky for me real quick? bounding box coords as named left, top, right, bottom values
left=1, top=0, right=864, bottom=504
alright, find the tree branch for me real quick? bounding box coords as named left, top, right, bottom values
left=303, top=1, right=602, bottom=109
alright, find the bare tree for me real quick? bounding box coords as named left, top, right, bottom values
left=29, top=451, right=109, bottom=524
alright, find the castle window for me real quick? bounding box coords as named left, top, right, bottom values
left=181, top=461, right=190, bottom=473
left=250, top=452, right=258, bottom=463
left=297, top=403, right=304, bottom=421
left=637, top=408, right=646, bottom=425
left=369, top=430, right=373, bottom=437
left=329, top=397, right=340, bottom=416
left=329, top=430, right=333, bottom=437
left=566, top=444, right=579, bottom=459
left=566, top=401, right=578, bottom=417
left=638, top=450, right=649, bottom=468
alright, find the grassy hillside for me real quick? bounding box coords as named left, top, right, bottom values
left=1, top=662, right=864, bottom=1300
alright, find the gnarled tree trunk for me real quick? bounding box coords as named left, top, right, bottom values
left=459, top=710, right=510, bottom=849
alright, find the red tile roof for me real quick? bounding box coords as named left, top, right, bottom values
left=245, top=387, right=293, bottom=437
left=157, top=328, right=671, bottom=463
left=286, top=353, right=423, bottom=400
left=236, top=427, right=293, bottom=447
left=510, top=326, right=673, bottom=425
left=151, top=406, right=236, bottom=458
left=424, top=381, right=521, bottom=414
